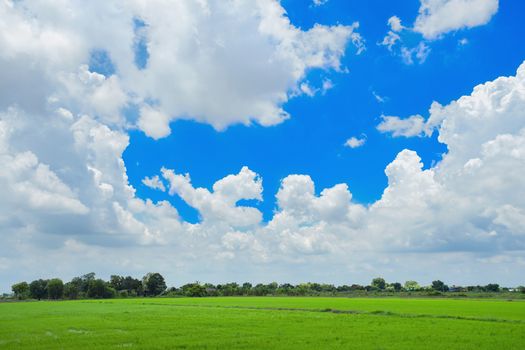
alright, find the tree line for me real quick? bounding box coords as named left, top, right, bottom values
left=10, top=272, right=167, bottom=300
left=8, top=274, right=525, bottom=300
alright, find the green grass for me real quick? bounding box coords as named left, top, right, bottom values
left=145, top=296, right=525, bottom=321
left=1, top=297, right=524, bottom=349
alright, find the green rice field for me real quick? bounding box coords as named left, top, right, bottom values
left=1, top=297, right=524, bottom=349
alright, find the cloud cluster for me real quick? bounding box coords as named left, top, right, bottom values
left=380, top=0, right=498, bottom=64
left=138, top=61, right=525, bottom=280
left=0, top=0, right=523, bottom=289
left=137, top=62, right=524, bottom=275
left=374, top=62, right=525, bottom=252
left=0, top=0, right=362, bottom=139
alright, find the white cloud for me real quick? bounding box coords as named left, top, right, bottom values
left=344, top=136, right=366, bottom=148
left=400, top=42, right=431, bottom=65
left=380, top=31, right=401, bottom=51
left=0, top=0, right=524, bottom=290
left=380, top=0, right=497, bottom=64
left=0, top=0, right=362, bottom=137
left=378, top=16, right=404, bottom=51
left=458, top=38, right=469, bottom=46
left=379, top=17, right=430, bottom=64
left=414, top=0, right=499, bottom=39
left=137, top=105, right=171, bottom=140
left=161, top=166, right=263, bottom=228
left=372, top=61, right=525, bottom=253
left=372, top=91, right=386, bottom=103
left=312, top=0, right=329, bottom=7
left=322, top=79, right=334, bottom=94
left=388, top=16, right=405, bottom=32
left=142, top=175, right=165, bottom=192
left=0, top=109, right=89, bottom=216
left=377, top=114, right=427, bottom=137
left=300, top=83, right=317, bottom=97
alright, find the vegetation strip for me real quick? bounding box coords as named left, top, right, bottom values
left=121, top=301, right=525, bottom=324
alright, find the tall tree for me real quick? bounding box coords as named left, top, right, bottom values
left=404, top=280, right=420, bottom=291
left=142, top=273, right=167, bottom=296
left=87, top=279, right=115, bottom=299
left=29, top=279, right=48, bottom=300
left=109, top=275, right=124, bottom=291
left=371, top=277, right=386, bottom=290
left=431, top=280, right=448, bottom=292
left=47, top=279, right=64, bottom=299
left=11, top=282, right=29, bottom=300
left=390, top=282, right=402, bottom=292
left=484, top=283, right=500, bottom=292
left=122, top=276, right=143, bottom=296
left=64, top=282, right=80, bottom=299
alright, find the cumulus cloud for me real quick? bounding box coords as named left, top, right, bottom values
left=2, top=60, right=525, bottom=288
left=0, top=0, right=362, bottom=138
left=373, top=61, right=525, bottom=252
left=0, top=0, right=524, bottom=290
left=414, top=0, right=499, bottom=39
left=161, top=166, right=263, bottom=228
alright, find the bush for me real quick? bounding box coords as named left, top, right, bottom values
left=182, top=283, right=207, bottom=297
left=426, top=290, right=442, bottom=296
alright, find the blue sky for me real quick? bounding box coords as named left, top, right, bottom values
left=1, top=0, right=525, bottom=291
left=124, top=0, right=525, bottom=223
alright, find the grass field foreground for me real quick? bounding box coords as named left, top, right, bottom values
left=1, top=297, right=524, bottom=349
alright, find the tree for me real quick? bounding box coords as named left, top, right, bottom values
left=87, top=279, right=115, bottom=299
left=252, top=283, right=268, bottom=296
left=109, top=275, right=124, bottom=291
left=182, top=283, right=207, bottom=297
left=404, top=280, right=420, bottom=291
left=431, top=280, right=449, bottom=292
left=390, top=282, right=402, bottom=292
left=12, top=282, right=29, bottom=300
left=371, top=277, right=386, bottom=290
left=485, top=283, right=500, bottom=292
left=68, top=272, right=96, bottom=298
left=241, top=282, right=252, bottom=295
left=64, top=282, right=80, bottom=299
left=47, top=279, right=64, bottom=299
left=142, top=273, right=167, bottom=296
left=122, top=276, right=143, bottom=296
left=220, top=283, right=240, bottom=296
left=29, top=279, right=48, bottom=300
left=349, top=284, right=365, bottom=291
left=278, top=283, right=295, bottom=295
